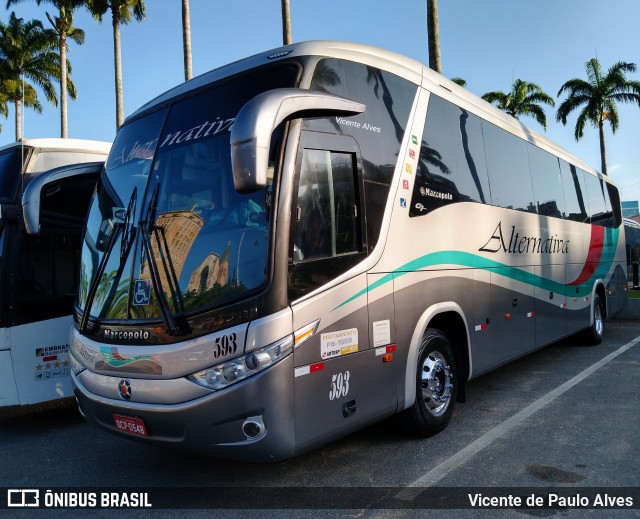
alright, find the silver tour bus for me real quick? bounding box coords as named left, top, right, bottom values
left=0, top=139, right=110, bottom=407
left=70, top=42, right=626, bottom=461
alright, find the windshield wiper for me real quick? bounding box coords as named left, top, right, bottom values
left=79, top=190, right=137, bottom=333
left=139, top=184, right=187, bottom=336
left=99, top=188, right=140, bottom=318
left=152, top=223, right=186, bottom=314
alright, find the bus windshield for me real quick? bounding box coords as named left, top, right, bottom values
left=78, top=63, right=299, bottom=323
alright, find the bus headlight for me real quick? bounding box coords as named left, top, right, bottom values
left=187, top=335, right=293, bottom=391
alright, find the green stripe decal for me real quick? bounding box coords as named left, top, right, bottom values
left=334, top=227, right=619, bottom=311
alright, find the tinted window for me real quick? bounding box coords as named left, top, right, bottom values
left=583, top=170, right=611, bottom=226
left=293, top=150, right=359, bottom=262
left=305, top=58, right=416, bottom=250
left=560, top=160, right=588, bottom=223
left=482, top=123, right=536, bottom=213
left=410, top=94, right=490, bottom=216
left=14, top=232, right=80, bottom=325
left=28, top=151, right=107, bottom=174
left=606, top=182, right=622, bottom=228
left=528, top=144, right=565, bottom=218
left=0, top=147, right=26, bottom=202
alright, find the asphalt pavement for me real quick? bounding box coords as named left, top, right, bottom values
left=1, top=314, right=639, bottom=518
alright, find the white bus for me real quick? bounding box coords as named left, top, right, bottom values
left=0, top=139, right=110, bottom=407
left=70, top=41, right=626, bottom=461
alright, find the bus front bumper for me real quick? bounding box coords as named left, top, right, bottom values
left=72, top=354, right=295, bottom=462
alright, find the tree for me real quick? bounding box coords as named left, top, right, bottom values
left=0, top=83, right=10, bottom=134
left=556, top=58, right=640, bottom=175
left=451, top=77, right=466, bottom=87
left=6, top=0, right=85, bottom=138
left=426, top=0, right=441, bottom=73
left=482, top=79, right=555, bottom=130
left=0, top=12, right=62, bottom=140
left=88, top=0, right=145, bottom=129
left=281, top=0, right=291, bottom=45
left=181, top=0, right=192, bottom=81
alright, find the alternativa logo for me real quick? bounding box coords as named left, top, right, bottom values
left=479, top=221, right=570, bottom=255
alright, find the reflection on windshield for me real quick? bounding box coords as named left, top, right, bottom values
left=78, top=63, right=298, bottom=324
left=139, top=128, right=270, bottom=317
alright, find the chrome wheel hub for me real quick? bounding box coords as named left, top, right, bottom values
left=421, top=351, right=453, bottom=417
left=594, top=302, right=603, bottom=337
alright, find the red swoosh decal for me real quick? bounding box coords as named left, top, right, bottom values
left=568, top=225, right=604, bottom=286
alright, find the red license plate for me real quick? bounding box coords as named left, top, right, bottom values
left=113, top=414, right=148, bottom=437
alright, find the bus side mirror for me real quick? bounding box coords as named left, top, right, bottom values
left=231, top=88, right=365, bottom=193
left=22, top=161, right=103, bottom=234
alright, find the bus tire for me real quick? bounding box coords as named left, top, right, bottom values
left=581, top=293, right=605, bottom=345
left=404, top=329, right=457, bottom=437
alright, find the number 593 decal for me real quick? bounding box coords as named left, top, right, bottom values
left=329, top=371, right=350, bottom=401
left=213, top=333, right=238, bottom=359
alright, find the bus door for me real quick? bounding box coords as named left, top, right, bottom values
left=4, top=162, right=102, bottom=406
left=289, top=131, right=396, bottom=451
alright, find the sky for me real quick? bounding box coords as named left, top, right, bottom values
left=2, top=0, right=640, bottom=203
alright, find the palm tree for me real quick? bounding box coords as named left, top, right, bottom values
left=451, top=77, right=466, bottom=87
left=0, top=12, right=61, bottom=140
left=181, top=0, right=192, bottom=81
left=281, top=0, right=291, bottom=45
left=0, top=83, right=10, bottom=134
left=482, top=79, right=555, bottom=130
left=426, top=0, right=441, bottom=73
left=6, top=0, right=85, bottom=139
left=556, top=58, right=640, bottom=175
left=88, top=0, right=145, bottom=129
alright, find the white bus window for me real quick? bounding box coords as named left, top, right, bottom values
left=28, top=151, right=108, bottom=175
left=0, top=147, right=24, bottom=202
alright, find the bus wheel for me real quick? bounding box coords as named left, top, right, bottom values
left=582, top=293, right=605, bottom=345
left=404, top=329, right=457, bottom=437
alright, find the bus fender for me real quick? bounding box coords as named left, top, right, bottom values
left=402, top=302, right=471, bottom=410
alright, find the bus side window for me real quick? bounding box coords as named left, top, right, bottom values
left=293, top=149, right=359, bottom=262
left=13, top=232, right=80, bottom=325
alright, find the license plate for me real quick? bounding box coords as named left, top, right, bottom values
left=113, top=414, right=148, bottom=437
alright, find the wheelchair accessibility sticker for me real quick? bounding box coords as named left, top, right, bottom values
left=133, top=279, right=151, bottom=306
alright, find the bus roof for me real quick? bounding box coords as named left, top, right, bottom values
left=127, top=40, right=606, bottom=183
left=0, top=138, right=111, bottom=155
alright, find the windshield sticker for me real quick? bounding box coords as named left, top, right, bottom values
left=133, top=279, right=151, bottom=306
left=108, top=138, right=158, bottom=170
left=321, top=328, right=358, bottom=359
left=335, top=116, right=381, bottom=134
left=159, top=117, right=236, bottom=149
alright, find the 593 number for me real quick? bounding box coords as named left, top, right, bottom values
left=329, top=371, right=350, bottom=401
left=213, top=333, right=238, bottom=359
